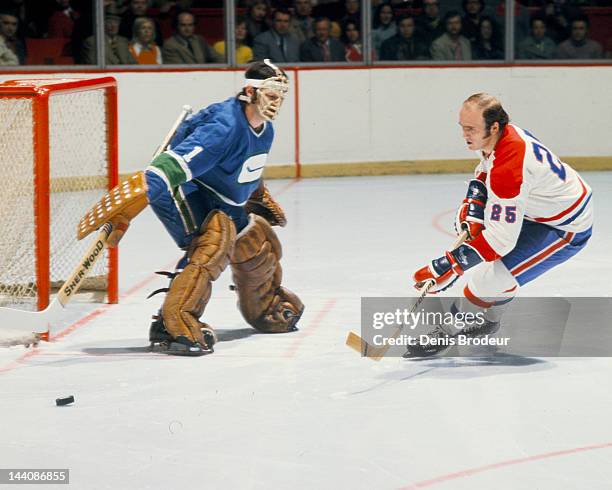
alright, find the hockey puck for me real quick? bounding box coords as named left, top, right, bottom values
left=55, top=396, right=75, bottom=406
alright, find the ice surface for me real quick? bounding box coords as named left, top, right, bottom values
left=1, top=173, right=611, bottom=490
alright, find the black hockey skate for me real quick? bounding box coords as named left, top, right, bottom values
left=149, top=314, right=215, bottom=357
left=403, top=320, right=501, bottom=359
left=403, top=325, right=453, bottom=358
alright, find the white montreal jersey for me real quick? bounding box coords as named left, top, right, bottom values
left=468, top=124, right=593, bottom=261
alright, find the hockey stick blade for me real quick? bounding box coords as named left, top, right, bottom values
left=0, top=223, right=113, bottom=340
left=345, top=330, right=389, bottom=361
left=345, top=231, right=469, bottom=361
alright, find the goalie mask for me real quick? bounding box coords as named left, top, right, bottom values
left=239, top=59, right=289, bottom=122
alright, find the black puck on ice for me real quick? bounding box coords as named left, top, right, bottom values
left=55, top=396, right=75, bottom=406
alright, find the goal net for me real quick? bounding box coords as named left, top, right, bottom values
left=0, top=78, right=119, bottom=318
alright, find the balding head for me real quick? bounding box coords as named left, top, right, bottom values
left=463, top=93, right=509, bottom=136
left=459, top=93, right=509, bottom=153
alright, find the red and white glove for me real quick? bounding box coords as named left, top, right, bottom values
left=454, top=174, right=487, bottom=240
left=413, top=251, right=465, bottom=294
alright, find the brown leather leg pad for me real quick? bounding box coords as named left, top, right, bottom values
left=231, top=215, right=303, bottom=333
left=162, top=210, right=236, bottom=345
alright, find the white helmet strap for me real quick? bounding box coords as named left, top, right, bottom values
left=239, top=59, right=289, bottom=121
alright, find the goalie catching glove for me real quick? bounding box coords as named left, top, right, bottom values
left=244, top=181, right=287, bottom=227
left=77, top=172, right=148, bottom=247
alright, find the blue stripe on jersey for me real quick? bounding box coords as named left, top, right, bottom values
left=558, top=193, right=592, bottom=227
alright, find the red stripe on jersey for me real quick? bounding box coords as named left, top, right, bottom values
left=503, top=285, right=517, bottom=293
left=490, top=126, right=526, bottom=199
left=511, top=233, right=575, bottom=276
left=533, top=177, right=588, bottom=223
left=464, top=285, right=495, bottom=308
left=468, top=233, right=501, bottom=262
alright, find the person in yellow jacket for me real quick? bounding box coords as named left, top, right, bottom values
left=213, top=17, right=253, bottom=64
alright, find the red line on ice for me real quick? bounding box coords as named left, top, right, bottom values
left=399, top=441, right=612, bottom=489
left=432, top=208, right=455, bottom=238
left=283, top=298, right=337, bottom=358
left=0, top=264, right=170, bottom=375
left=0, top=179, right=302, bottom=375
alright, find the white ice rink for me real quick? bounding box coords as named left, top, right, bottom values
left=1, top=173, right=612, bottom=490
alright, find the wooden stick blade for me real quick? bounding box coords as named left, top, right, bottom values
left=345, top=331, right=386, bottom=361
left=0, top=297, right=63, bottom=338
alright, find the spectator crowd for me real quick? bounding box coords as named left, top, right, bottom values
left=0, top=0, right=610, bottom=66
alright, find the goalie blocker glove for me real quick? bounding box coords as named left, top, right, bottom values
left=77, top=172, right=148, bottom=247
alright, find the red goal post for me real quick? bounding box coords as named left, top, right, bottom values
left=0, top=77, right=119, bottom=311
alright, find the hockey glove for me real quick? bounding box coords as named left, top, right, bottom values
left=413, top=251, right=465, bottom=293
left=454, top=175, right=487, bottom=240
left=245, top=182, right=287, bottom=227
left=78, top=172, right=148, bottom=248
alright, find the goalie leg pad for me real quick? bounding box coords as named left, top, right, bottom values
left=161, top=210, right=236, bottom=347
left=230, top=215, right=303, bottom=333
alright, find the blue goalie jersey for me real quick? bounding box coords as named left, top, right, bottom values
left=144, top=97, right=275, bottom=247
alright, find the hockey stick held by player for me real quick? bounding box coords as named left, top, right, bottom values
left=409, top=93, right=593, bottom=356
left=80, top=59, right=302, bottom=356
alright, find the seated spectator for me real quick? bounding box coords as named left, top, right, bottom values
left=0, top=19, right=17, bottom=64
left=152, top=0, right=194, bottom=13
left=343, top=19, right=369, bottom=61
left=70, top=0, right=94, bottom=63
left=556, top=15, right=602, bottom=59
left=289, top=0, right=314, bottom=44
left=538, top=0, right=581, bottom=44
left=129, top=16, right=162, bottom=64
left=48, top=0, right=79, bottom=38
left=0, top=11, right=24, bottom=64
left=341, top=0, right=360, bottom=27
left=372, top=3, right=396, bottom=58
left=245, top=0, right=269, bottom=46
left=120, top=0, right=163, bottom=45
left=416, top=0, right=444, bottom=47
left=162, top=10, right=220, bottom=64
left=517, top=15, right=556, bottom=60
left=472, top=15, right=503, bottom=59
left=0, top=0, right=48, bottom=38
left=380, top=15, right=429, bottom=61
left=431, top=11, right=472, bottom=61
left=300, top=16, right=345, bottom=62
left=330, top=20, right=342, bottom=40
left=253, top=7, right=300, bottom=62
left=461, top=0, right=485, bottom=44
left=213, top=16, right=253, bottom=64
left=82, top=9, right=134, bottom=64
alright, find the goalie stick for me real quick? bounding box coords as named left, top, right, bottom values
left=345, top=230, right=469, bottom=361
left=0, top=105, right=193, bottom=346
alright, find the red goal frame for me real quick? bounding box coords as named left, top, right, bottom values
left=0, top=77, right=119, bottom=310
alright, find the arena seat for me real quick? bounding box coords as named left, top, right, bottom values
left=26, top=38, right=74, bottom=65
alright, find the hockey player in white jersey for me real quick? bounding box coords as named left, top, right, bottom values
left=408, top=93, right=593, bottom=356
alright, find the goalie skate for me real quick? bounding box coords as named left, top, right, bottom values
left=148, top=314, right=215, bottom=357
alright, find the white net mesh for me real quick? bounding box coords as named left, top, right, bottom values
left=49, top=89, right=110, bottom=290
left=0, top=84, right=113, bottom=312
left=0, top=97, right=37, bottom=308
